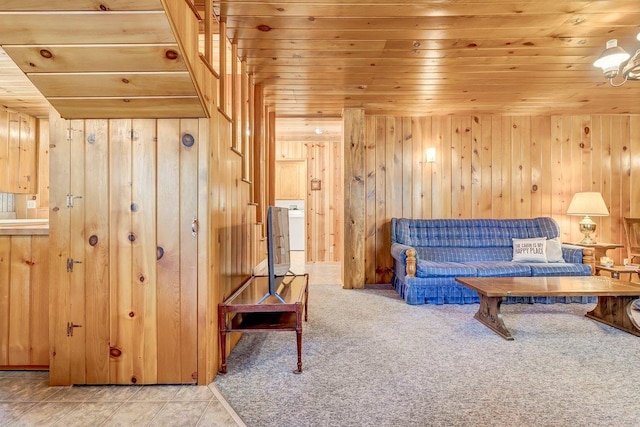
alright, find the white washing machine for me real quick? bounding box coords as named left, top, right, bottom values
left=275, top=200, right=305, bottom=251
left=288, top=209, right=305, bottom=251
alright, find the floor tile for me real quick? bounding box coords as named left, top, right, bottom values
left=148, top=401, right=209, bottom=426
left=53, top=402, right=122, bottom=426
left=103, top=401, right=166, bottom=426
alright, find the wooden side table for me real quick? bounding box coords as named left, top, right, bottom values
left=571, top=242, right=624, bottom=260
left=594, top=265, right=640, bottom=282
left=567, top=242, right=624, bottom=274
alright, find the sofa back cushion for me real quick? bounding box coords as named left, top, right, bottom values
left=392, top=217, right=561, bottom=255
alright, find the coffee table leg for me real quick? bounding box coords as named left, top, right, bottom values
left=474, top=294, right=514, bottom=340
left=585, top=295, right=640, bottom=337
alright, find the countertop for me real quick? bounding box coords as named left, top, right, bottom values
left=0, top=219, right=49, bottom=236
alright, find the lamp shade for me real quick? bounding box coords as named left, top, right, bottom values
left=567, top=192, right=609, bottom=216
left=593, top=39, right=630, bottom=77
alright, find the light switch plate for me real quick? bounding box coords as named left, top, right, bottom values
left=27, top=200, right=37, bottom=209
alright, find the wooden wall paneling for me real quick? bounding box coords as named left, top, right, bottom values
left=29, top=236, right=48, bottom=366
left=470, top=116, right=482, bottom=217
left=109, top=119, right=134, bottom=384
left=178, top=118, right=199, bottom=383
left=37, top=119, right=50, bottom=212
left=68, top=119, right=87, bottom=384
left=490, top=116, right=503, bottom=219
left=83, top=119, right=110, bottom=384
left=618, top=117, right=630, bottom=254
left=332, top=139, right=343, bottom=263
left=0, top=109, right=8, bottom=191
left=8, top=236, right=30, bottom=365
left=48, top=108, right=72, bottom=385
left=598, top=116, right=613, bottom=244
left=440, top=117, right=454, bottom=218
left=221, top=117, right=233, bottom=296
left=550, top=117, right=566, bottom=237
left=18, top=114, right=36, bottom=194
left=520, top=117, right=533, bottom=217
left=356, top=113, right=640, bottom=283
left=342, top=108, right=365, bottom=289
left=131, top=119, right=158, bottom=384
left=7, top=112, right=20, bottom=192
left=0, top=237, right=9, bottom=365
left=478, top=116, right=493, bottom=218
left=387, top=117, right=402, bottom=221
left=419, top=117, right=434, bottom=219
left=364, top=118, right=376, bottom=282
left=630, top=117, right=640, bottom=217
left=156, top=119, right=181, bottom=383
left=197, top=117, right=214, bottom=385
left=500, top=118, right=513, bottom=219
left=567, top=116, right=582, bottom=240
left=609, top=116, right=626, bottom=250
left=410, top=117, right=423, bottom=219
left=461, top=117, right=473, bottom=218
left=450, top=117, right=463, bottom=218
left=375, top=117, right=391, bottom=282
left=534, top=117, right=552, bottom=216
left=401, top=117, right=412, bottom=218
left=509, top=117, right=523, bottom=217
left=317, top=145, right=327, bottom=259
left=252, top=83, right=263, bottom=221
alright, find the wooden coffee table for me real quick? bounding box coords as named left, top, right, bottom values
left=455, top=276, right=640, bottom=340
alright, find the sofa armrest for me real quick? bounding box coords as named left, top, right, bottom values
left=562, top=243, right=595, bottom=274
left=391, top=243, right=418, bottom=277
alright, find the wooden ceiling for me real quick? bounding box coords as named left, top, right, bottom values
left=0, top=0, right=205, bottom=119
left=1, top=1, right=640, bottom=124
left=208, top=0, right=640, bottom=117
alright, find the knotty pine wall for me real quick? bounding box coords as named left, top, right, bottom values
left=276, top=138, right=343, bottom=262
left=48, top=108, right=254, bottom=385
left=345, top=112, right=640, bottom=285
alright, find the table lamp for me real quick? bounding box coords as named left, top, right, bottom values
left=566, top=192, right=609, bottom=244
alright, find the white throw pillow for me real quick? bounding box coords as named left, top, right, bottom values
left=545, top=237, right=565, bottom=263
left=512, top=237, right=547, bottom=263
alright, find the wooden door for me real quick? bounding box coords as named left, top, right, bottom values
left=49, top=111, right=199, bottom=385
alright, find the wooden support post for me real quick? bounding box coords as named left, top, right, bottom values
left=342, top=108, right=365, bottom=289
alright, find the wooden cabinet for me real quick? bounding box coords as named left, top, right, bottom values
left=0, top=108, right=38, bottom=194
left=0, top=234, right=49, bottom=368
left=275, top=160, right=306, bottom=199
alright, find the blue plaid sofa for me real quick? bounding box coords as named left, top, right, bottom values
left=391, top=217, right=593, bottom=305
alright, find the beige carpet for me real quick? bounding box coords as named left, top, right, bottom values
left=214, top=258, right=640, bottom=426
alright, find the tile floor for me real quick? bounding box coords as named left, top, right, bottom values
left=0, top=370, right=244, bottom=426
left=0, top=252, right=340, bottom=427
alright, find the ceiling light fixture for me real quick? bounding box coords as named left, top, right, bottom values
left=593, top=33, right=640, bottom=87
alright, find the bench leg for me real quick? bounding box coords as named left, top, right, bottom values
left=585, top=295, right=640, bottom=337
left=474, top=294, right=514, bottom=340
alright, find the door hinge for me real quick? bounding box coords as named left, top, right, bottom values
left=66, top=322, right=82, bottom=337
left=191, top=217, right=199, bottom=237
left=66, top=193, right=83, bottom=208
left=66, top=258, right=82, bottom=272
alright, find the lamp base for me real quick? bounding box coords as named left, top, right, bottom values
left=578, top=217, right=597, bottom=244
left=578, top=235, right=597, bottom=245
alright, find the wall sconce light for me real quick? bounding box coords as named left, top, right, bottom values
left=426, top=148, right=436, bottom=163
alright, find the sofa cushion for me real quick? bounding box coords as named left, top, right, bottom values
left=393, top=217, right=561, bottom=248
left=415, top=260, right=477, bottom=278
left=512, top=237, right=547, bottom=263
left=528, top=263, right=592, bottom=277
left=546, top=237, right=565, bottom=263
left=417, top=246, right=513, bottom=262
left=463, top=261, right=532, bottom=277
